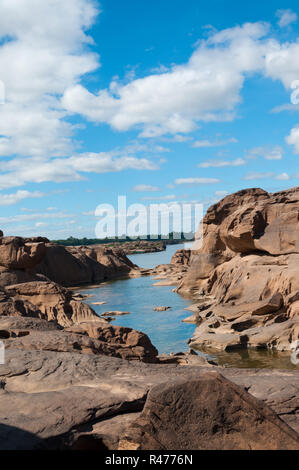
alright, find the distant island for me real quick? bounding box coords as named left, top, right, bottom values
left=51, top=232, right=195, bottom=247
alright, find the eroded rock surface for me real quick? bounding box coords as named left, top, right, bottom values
left=119, top=372, right=299, bottom=450
left=0, top=350, right=298, bottom=450
left=0, top=316, right=158, bottom=363
left=169, top=187, right=299, bottom=352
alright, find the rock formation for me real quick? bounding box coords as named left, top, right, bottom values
left=174, top=187, right=299, bottom=352
left=0, top=348, right=298, bottom=450
left=0, top=316, right=158, bottom=363
left=119, top=372, right=299, bottom=450
left=0, top=231, right=160, bottom=364
left=0, top=235, right=138, bottom=288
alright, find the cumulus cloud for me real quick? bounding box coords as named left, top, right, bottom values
left=0, top=190, right=45, bottom=206
left=0, top=211, right=73, bottom=225
left=286, top=126, right=299, bottom=153
left=275, top=172, right=290, bottom=180
left=62, top=22, right=272, bottom=137
left=0, top=0, right=99, bottom=158
left=215, top=190, right=229, bottom=197
left=276, top=9, right=297, bottom=28
left=192, top=137, right=237, bottom=148
left=62, top=19, right=299, bottom=137
left=141, top=194, right=176, bottom=201
left=244, top=172, right=290, bottom=181
left=0, top=152, right=158, bottom=190
left=247, top=146, right=283, bottom=160
left=198, top=158, right=246, bottom=168
left=132, top=184, right=160, bottom=192
left=174, top=177, right=220, bottom=185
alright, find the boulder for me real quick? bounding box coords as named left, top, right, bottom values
left=119, top=372, right=299, bottom=450
left=0, top=316, right=158, bottom=363
left=0, top=237, right=46, bottom=270
left=0, top=281, right=101, bottom=327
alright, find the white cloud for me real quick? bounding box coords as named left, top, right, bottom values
left=0, top=152, right=158, bottom=190
left=141, top=194, right=176, bottom=201
left=192, top=137, right=237, bottom=148
left=275, top=172, right=290, bottom=180
left=198, top=158, right=245, bottom=168
left=62, top=22, right=271, bottom=137
left=0, top=190, right=44, bottom=206
left=244, top=172, right=274, bottom=180
left=35, top=222, right=48, bottom=228
left=286, top=126, right=299, bottom=153
left=244, top=172, right=290, bottom=181
left=0, top=0, right=99, bottom=158
left=61, top=19, right=299, bottom=138
left=82, top=210, right=95, bottom=216
left=0, top=211, right=74, bottom=225
left=215, top=190, right=229, bottom=197
left=276, top=9, right=298, bottom=28
left=132, top=184, right=160, bottom=192
left=174, top=177, right=220, bottom=185
left=247, top=146, right=283, bottom=160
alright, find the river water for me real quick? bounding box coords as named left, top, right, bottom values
left=80, top=243, right=298, bottom=369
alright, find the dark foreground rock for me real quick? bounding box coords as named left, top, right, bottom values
left=119, top=372, right=299, bottom=450
left=0, top=349, right=298, bottom=450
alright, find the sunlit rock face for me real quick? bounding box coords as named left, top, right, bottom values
left=175, top=187, right=299, bottom=352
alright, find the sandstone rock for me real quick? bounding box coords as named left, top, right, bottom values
left=1, top=349, right=298, bottom=450
left=0, top=281, right=101, bottom=328
left=174, top=187, right=299, bottom=352
left=0, top=316, right=158, bottom=363
left=65, top=321, right=158, bottom=363
left=101, top=311, right=130, bottom=316
left=0, top=237, right=46, bottom=270
left=119, top=372, right=299, bottom=450
left=170, top=249, right=191, bottom=266
left=30, top=244, right=136, bottom=287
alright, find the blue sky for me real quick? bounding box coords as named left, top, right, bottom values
left=0, top=0, right=299, bottom=238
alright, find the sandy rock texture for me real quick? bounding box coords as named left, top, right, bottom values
left=0, top=349, right=298, bottom=450
left=168, top=187, right=299, bottom=352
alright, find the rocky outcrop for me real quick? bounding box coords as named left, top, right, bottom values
left=119, top=371, right=299, bottom=450
left=0, top=349, right=298, bottom=450
left=0, top=281, right=101, bottom=327
left=172, top=187, right=299, bottom=352
left=32, top=244, right=137, bottom=287
left=0, top=316, right=158, bottom=363
left=0, top=235, right=138, bottom=289
left=0, top=236, right=46, bottom=270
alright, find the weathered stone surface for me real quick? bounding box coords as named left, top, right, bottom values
left=173, top=187, right=299, bottom=352
left=101, top=310, right=130, bottom=316
left=119, top=372, right=299, bottom=450
left=65, top=321, right=158, bottom=362
left=0, top=281, right=101, bottom=327
left=31, top=244, right=137, bottom=287
left=0, top=316, right=158, bottom=363
left=171, top=249, right=191, bottom=266
left=0, top=349, right=298, bottom=450
left=0, top=237, right=46, bottom=270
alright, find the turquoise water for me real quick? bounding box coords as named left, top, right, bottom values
left=80, top=244, right=196, bottom=354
